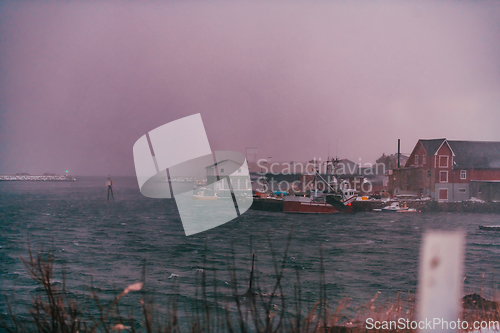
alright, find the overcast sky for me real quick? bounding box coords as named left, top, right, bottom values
left=1, top=1, right=499, bottom=176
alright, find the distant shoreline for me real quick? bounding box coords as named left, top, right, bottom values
left=0, top=174, right=76, bottom=181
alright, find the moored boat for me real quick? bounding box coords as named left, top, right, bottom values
left=283, top=187, right=357, bottom=214
left=282, top=156, right=359, bottom=215
left=192, top=190, right=218, bottom=201
left=396, top=208, right=418, bottom=213
left=479, top=225, right=500, bottom=231
left=283, top=194, right=338, bottom=214
left=251, top=196, right=284, bottom=212
left=250, top=157, right=358, bottom=214
left=380, top=202, right=407, bottom=212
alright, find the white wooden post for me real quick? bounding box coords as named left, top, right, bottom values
left=418, top=231, right=465, bottom=333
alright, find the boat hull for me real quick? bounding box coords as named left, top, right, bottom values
left=250, top=197, right=283, bottom=212
left=192, top=195, right=218, bottom=201
left=479, top=225, right=500, bottom=231
left=283, top=199, right=339, bottom=214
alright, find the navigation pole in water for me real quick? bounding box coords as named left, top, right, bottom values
left=107, top=175, right=114, bottom=202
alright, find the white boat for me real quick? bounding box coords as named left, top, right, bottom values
left=192, top=190, right=218, bottom=201
left=397, top=207, right=418, bottom=213
left=373, top=202, right=418, bottom=213
left=381, top=202, right=408, bottom=212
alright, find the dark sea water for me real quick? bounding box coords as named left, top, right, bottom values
left=2, top=177, right=500, bottom=323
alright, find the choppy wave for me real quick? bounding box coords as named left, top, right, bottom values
left=1, top=176, right=500, bottom=318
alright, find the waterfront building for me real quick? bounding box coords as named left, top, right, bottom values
left=390, top=138, right=500, bottom=202
left=205, top=159, right=252, bottom=193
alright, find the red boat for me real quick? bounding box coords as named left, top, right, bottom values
left=283, top=187, right=356, bottom=214
left=254, top=157, right=358, bottom=214
left=283, top=195, right=339, bottom=213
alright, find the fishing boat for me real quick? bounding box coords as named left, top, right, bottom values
left=282, top=157, right=357, bottom=214
left=250, top=196, right=284, bottom=212
left=250, top=176, right=286, bottom=212
left=283, top=188, right=356, bottom=214
left=283, top=190, right=337, bottom=214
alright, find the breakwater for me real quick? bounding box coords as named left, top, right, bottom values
left=0, top=175, right=76, bottom=181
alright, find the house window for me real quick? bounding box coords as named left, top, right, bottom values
left=460, top=170, right=466, bottom=180
left=415, top=155, right=419, bottom=165
left=439, top=188, right=448, bottom=201
left=238, top=169, right=241, bottom=173
left=220, top=168, right=224, bottom=173
left=439, top=155, right=449, bottom=168
left=439, top=171, right=448, bottom=183
left=459, top=188, right=466, bottom=193
left=422, top=155, right=426, bottom=164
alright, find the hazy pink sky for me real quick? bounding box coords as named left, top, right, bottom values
left=1, top=1, right=499, bottom=175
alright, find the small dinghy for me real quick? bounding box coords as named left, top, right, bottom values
left=192, top=190, right=218, bottom=201
left=374, top=202, right=419, bottom=213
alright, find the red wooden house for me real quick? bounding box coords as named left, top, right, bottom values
left=390, top=138, right=500, bottom=202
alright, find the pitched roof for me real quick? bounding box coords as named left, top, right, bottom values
left=448, top=141, right=500, bottom=169
left=419, top=138, right=446, bottom=155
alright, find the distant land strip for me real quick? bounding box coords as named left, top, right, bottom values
left=0, top=175, right=76, bottom=181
